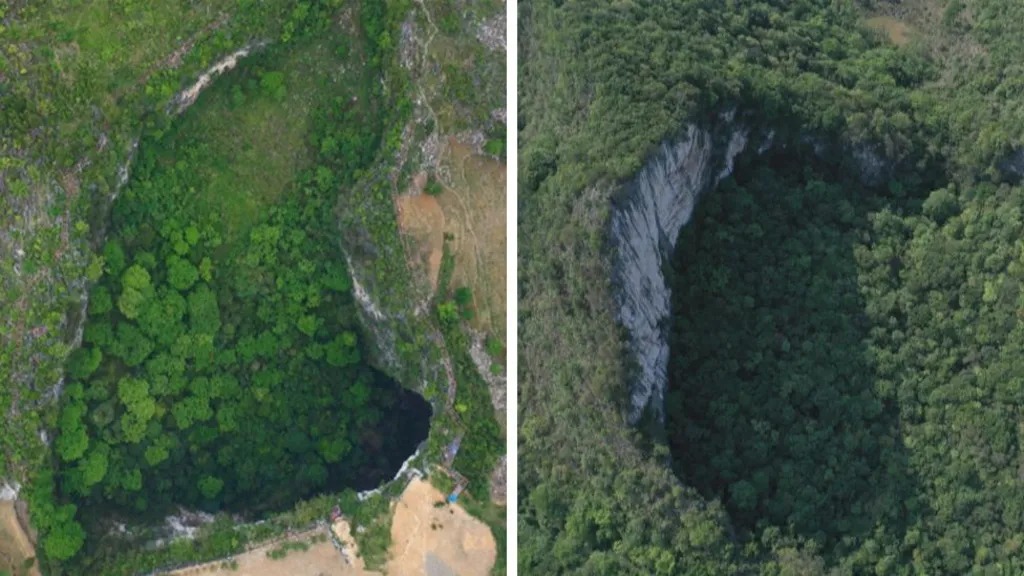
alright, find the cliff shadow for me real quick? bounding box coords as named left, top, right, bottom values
left=663, top=141, right=922, bottom=556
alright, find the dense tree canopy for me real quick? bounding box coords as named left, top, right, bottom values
left=520, top=0, right=1024, bottom=573
left=34, top=3, right=433, bottom=570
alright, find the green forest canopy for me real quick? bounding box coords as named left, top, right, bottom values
left=31, top=2, right=435, bottom=570
left=519, top=0, right=1024, bottom=574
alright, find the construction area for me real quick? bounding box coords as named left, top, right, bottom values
left=166, top=478, right=495, bottom=576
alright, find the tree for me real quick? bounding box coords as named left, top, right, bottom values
left=325, top=332, right=359, bottom=367
left=71, top=444, right=110, bottom=493
left=67, top=346, right=102, bottom=380
left=260, top=71, right=287, bottom=101
left=113, top=323, right=154, bottom=367
left=438, top=301, right=459, bottom=325
left=103, top=241, right=126, bottom=276
left=198, top=475, right=224, bottom=500
left=188, top=283, right=221, bottom=335
left=56, top=400, right=89, bottom=462
left=118, top=264, right=152, bottom=319
left=167, top=255, right=199, bottom=291
left=89, top=285, right=113, bottom=316
left=41, top=508, right=85, bottom=561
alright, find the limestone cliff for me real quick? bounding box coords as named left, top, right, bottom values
left=611, top=118, right=889, bottom=424
left=610, top=122, right=751, bottom=424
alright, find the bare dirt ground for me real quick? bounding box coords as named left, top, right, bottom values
left=436, top=138, right=506, bottom=337
left=0, top=502, right=39, bottom=576
left=396, top=175, right=447, bottom=289
left=865, top=15, right=912, bottom=46
left=387, top=478, right=496, bottom=576
left=396, top=138, right=506, bottom=340
left=166, top=478, right=495, bottom=576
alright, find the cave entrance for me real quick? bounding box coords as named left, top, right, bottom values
left=663, top=140, right=920, bottom=553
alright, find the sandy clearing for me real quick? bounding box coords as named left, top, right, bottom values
left=0, top=502, right=40, bottom=576
left=387, top=478, right=495, bottom=576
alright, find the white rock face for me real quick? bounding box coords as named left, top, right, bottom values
left=0, top=482, right=20, bottom=501
left=611, top=123, right=749, bottom=423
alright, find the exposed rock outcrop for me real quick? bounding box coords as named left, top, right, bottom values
left=610, top=122, right=751, bottom=424
left=611, top=117, right=891, bottom=425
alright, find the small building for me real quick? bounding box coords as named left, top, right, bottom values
left=448, top=482, right=466, bottom=504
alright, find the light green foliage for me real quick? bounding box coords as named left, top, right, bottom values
left=198, top=476, right=225, bottom=500
left=325, top=332, right=359, bottom=367
left=437, top=301, right=458, bottom=325
left=77, top=446, right=109, bottom=490
left=56, top=401, right=89, bottom=462
left=118, top=264, right=152, bottom=319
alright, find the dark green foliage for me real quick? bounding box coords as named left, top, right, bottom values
left=441, top=312, right=502, bottom=494
left=436, top=245, right=502, bottom=496
left=38, top=4, right=432, bottom=571
left=666, top=151, right=909, bottom=565
left=425, top=176, right=444, bottom=196
left=520, top=0, right=1024, bottom=574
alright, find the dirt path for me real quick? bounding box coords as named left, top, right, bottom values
left=437, top=138, right=506, bottom=335
left=168, top=529, right=357, bottom=576
left=165, top=478, right=495, bottom=576
left=0, top=502, right=39, bottom=576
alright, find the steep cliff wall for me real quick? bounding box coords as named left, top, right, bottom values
left=611, top=119, right=890, bottom=424
left=610, top=122, right=751, bottom=423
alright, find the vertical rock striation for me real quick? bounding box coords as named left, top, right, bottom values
left=610, top=122, right=751, bottom=423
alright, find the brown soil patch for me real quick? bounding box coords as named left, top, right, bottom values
left=0, top=502, right=40, bottom=576
left=387, top=478, right=496, bottom=576
left=396, top=140, right=506, bottom=337
left=865, top=15, right=912, bottom=46
left=436, top=138, right=506, bottom=335
left=397, top=186, right=447, bottom=289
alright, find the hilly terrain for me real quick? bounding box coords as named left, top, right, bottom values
left=519, top=0, right=1024, bottom=573
left=1, top=0, right=505, bottom=574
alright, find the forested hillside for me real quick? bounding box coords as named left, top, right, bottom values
left=2, top=0, right=504, bottom=574
left=519, top=0, right=1024, bottom=573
